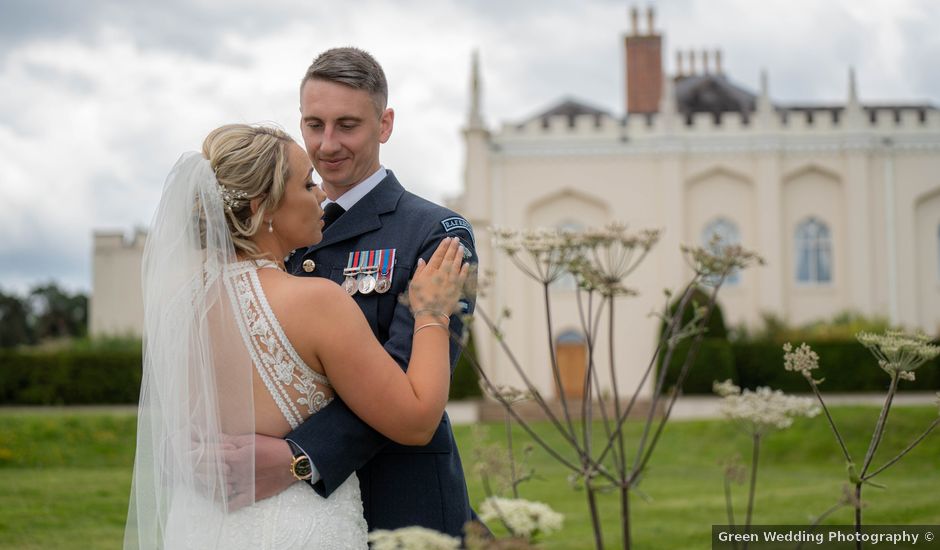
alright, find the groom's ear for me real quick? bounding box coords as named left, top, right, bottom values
left=379, top=108, right=394, bottom=144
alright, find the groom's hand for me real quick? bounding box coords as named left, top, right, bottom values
left=220, top=434, right=296, bottom=505
left=253, top=434, right=297, bottom=500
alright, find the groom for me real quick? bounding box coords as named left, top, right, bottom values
left=249, top=47, right=478, bottom=538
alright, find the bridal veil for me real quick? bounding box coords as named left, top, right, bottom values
left=124, top=152, right=256, bottom=549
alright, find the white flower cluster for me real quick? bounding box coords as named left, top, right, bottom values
left=783, top=342, right=820, bottom=376
left=480, top=382, right=533, bottom=404
left=479, top=496, right=564, bottom=539
left=713, top=380, right=820, bottom=435
left=367, top=526, right=460, bottom=550
left=856, top=330, right=940, bottom=381
left=489, top=223, right=661, bottom=294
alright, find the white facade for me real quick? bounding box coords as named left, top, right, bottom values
left=90, top=230, right=145, bottom=337
left=452, top=56, right=940, bottom=399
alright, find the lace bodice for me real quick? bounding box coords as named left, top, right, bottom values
left=225, top=261, right=334, bottom=430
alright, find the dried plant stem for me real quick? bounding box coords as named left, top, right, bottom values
left=505, top=414, right=518, bottom=498
left=594, top=281, right=699, bottom=470
left=471, top=355, right=580, bottom=471
left=475, top=307, right=582, bottom=452
left=859, top=373, right=900, bottom=479
left=797, top=499, right=847, bottom=550
left=723, top=476, right=740, bottom=550
left=863, top=417, right=940, bottom=480
left=543, top=283, right=576, bottom=442
left=633, top=280, right=720, bottom=478
left=586, top=483, right=605, bottom=550
left=621, top=483, right=631, bottom=550
left=855, top=372, right=900, bottom=539
left=743, top=433, right=761, bottom=550
left=807, top=378, right=852, bottom=463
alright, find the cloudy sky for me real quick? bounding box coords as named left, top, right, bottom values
left=1, top=0, right=938, bottom=294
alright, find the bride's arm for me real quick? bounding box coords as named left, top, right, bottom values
left=306, top=237, right=468, bottom=445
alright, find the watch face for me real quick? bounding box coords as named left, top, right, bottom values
left=292, top=456, right=313, bottom=480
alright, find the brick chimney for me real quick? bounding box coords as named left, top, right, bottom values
left=624, top=6, right=663, bottom=114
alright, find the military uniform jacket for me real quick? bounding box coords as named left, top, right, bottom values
left=285, top=170, right=477, bottom=537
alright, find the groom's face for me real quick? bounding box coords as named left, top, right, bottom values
left=300, top=79, right=394, bottom=198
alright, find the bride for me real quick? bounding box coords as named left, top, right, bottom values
left=123, top=123, right=468, bottom=549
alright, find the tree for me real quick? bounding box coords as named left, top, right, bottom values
left=28, top=283, right=88, bottom=340
left=0, top=290, right=33, bottom=347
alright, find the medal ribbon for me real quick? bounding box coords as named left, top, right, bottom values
left=386, top=249, right=395, bottom=281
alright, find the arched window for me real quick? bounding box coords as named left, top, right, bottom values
left=795, top=217, right=832, bottom=284
left=551, top=220, right=584, bottom=291
left=701, top=217, right=741, bottom=286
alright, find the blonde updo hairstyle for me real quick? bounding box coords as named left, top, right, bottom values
left=201, top=123, right=294, bottom=260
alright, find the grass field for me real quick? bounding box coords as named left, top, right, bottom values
left=0, top=404, right=937, bottom=549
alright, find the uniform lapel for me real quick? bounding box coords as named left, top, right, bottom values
left=308, top=171, right=405, bottom=252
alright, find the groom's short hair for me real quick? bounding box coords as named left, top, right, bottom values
left=301, top=47, right=388, bottom=116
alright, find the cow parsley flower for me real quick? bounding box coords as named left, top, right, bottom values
left=368, top=527, right=460, bottom=550
left=479, top=496, right=564, bottom=539
left=856, top=330, right=940, bottom=381
left=783, top=342, right=820, bottom=378
left=713, top=380, right=820, bottom=435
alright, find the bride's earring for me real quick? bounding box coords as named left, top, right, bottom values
left=267, top=219, right=273, bottom=233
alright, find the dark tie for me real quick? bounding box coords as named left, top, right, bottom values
left=321, top=202, right=346, bottom=230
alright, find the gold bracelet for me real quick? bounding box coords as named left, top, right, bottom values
left=413, top=308, right=450, bottom=322
left=414, top=322, right=448, bottom=335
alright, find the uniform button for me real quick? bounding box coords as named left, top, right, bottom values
left=302, top=259, right=316, bottom=273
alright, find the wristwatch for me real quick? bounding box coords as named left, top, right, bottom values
left=286, top=440, right=313, bottom=481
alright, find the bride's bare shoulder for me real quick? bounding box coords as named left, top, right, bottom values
left=261, top=274, right=361, bottom=345
left=273, top=275, right=364, bottom=324
left=280, top=274, right=347, bottom=305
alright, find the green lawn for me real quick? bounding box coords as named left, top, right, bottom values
left=0, top=405, right=937, bottom=549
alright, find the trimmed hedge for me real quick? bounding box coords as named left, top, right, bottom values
left=658, top=339, right=940, bottom=394
left=658, top=339, right=736, bottom=394
left=450, top=329, right=482, bottom=400
left=0, top=333, right=483, bottom=405
left=732, top=340, right=940, bottom=393
left=0, top=349, right=142, bottom=405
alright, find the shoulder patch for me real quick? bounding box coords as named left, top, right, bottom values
left=440, top=217, right=475, bottom=247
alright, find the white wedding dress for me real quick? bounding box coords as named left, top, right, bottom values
left=162, top=261, right=369, bottom=549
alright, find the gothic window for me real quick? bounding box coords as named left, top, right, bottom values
left=701, top=217, right=741, bottom=286
left=795, top=217, right=832, bottom=284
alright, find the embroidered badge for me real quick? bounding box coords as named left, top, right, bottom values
left=440, top=217, right=475, bottom=247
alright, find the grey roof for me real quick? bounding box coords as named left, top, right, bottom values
left=674, top=74, right=757, bottom=115
left=518, top=97, right=614, bottom=129
left=514, top=78, right=938, bottom=127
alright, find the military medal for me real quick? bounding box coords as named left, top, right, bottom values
left=342, top=268, right=359, bottom=295
left=358, top=268, right=377, bottom=294
left=343, top=251, right=362, bottom=296
left=375, top=248, right=395, bottom=294
left=345, top=249, right=396, bottom=296
left=357, top=251, right=378, bottom=294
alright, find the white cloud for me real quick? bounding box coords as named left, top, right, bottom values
left=0, top=0, right=938, bottom=293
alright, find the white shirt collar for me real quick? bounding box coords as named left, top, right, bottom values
left=323, top=166, right=387, bottom=211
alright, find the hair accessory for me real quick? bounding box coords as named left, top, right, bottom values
left=219, top=184, right=249, bottom=213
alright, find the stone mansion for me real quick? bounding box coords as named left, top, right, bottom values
left=449, top=8, right=940, bottom=397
